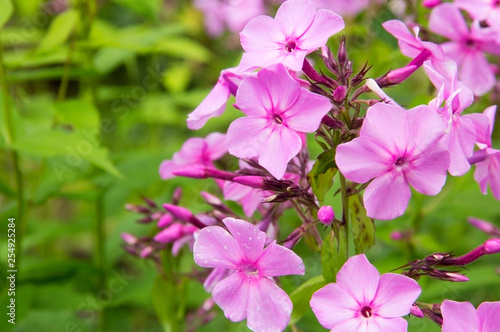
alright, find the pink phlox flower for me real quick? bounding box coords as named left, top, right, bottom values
left=423, top=58, right=474, bottom=105
left=441, top=300, right=500, bottom=332
left=193, top=0, right=265, bottom=37
left=427, top=86, right=478, bottom=176
left=159, top=132, right=227, bottom=179
left=455, top=0, right=500, bottom=31
left=335, top=103, right=450, bottom=220
left=227, top=63, right=332, bottom=179
left=429, top=3, right=500, bottom=95
left=194, top=217, right=305, bottom=332
left=310, top=254, right=422, bottom=331
left=187, top=67, right=250, bottom=130
left=382, top=19, right=446, bottom=66
left=312, top=0, right=370, bottom=17
left=468, top=106, right=500, bottom=200
left=239, top=0, right=345, bottom=71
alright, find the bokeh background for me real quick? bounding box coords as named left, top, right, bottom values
left=0, top=0, right=499, bottom=331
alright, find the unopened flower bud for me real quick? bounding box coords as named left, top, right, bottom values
left=422, top=0, right=441, bottom=8
left=200, top=191, right=223, bottom=206
left=154, top=223, right=184, bottom=243
left=163, top=204, right=205, bottom=229
left=337, top=36, right=348, bottom=68
left=233, top=176, right=265, bottom=189
left=140, top=246, right=154, bottom=258
left=484, top=238, right=500, bottom=254
left=318, top=206, right=335, bottom=226
left=444, top=272, right=469, bottom=282
left=281, top=226, right=306, bottom=249
left=125, top=203, right=150, bottom=214
left=390, top=231, right=404, bottom=241
left=468, top=217, right=497, bottom=234
left=157, top=214, right=173, bottom=228
left=172, top=187, right=182, bottom=204
left=333, top=86, right=347, bottom=103
left=173, top=165, right=208, bottom=179
left=121, top=232, right=138, bottom=245
left=410, top=304, right=424, bottom=318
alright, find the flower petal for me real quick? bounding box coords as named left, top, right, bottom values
left=441, top=300, right=480, bottom=332
left=405, top=105, right=446, bottom=156
left=223, top=218, right=266, bottom=262
left=310, top=283, right=358, bottom=329
left=477, top=301, right=500, bottom=332
left=284, top=88, right=332, bottom=133
left=193, top=225, right=241, bottom=270
left=227, top=117, right=271, bottom=159
left=368, top=316, right=408, bottom=332
left=257, top=63, right=301, bottom=113
left=460, top=50, right=495, bottom=96
left=299, top=9, right=345, bottom=50
left=274, top=0, right=316, bottom=38
left=332, top=318, right=368, bottom=332
left=336, top=254, right=380, bottom=305
left=405, top=145, right=450, bottom=195
left=258, top=125, right=302, bottom=179
left=256, top=241, right=305, bottom=277
left=372, top=273, right=421, bottom=317
left=236, top=77, right=272, bottom=116
left=246, top=277, right=293, bottom=332
left=429, top=4, right=468, bottom=40
left=212, top=272, right=249, bottom=322
left=364, top=169, right=411, bottom=220
left=360, top=103, right=409, bottom=156
left=240, top=15, right=285, bottom=52
left=187, top=80, right=230, bottom=130
left=205, top=132, right=228, bottom=160
left=335, top=137, right=393, bottom=184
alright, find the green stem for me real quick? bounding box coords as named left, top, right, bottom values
left=0, top=33, right=25, bottom=271
left=339, top=172, right=349, bottom=258
left=95, top=192, right=107, bottom=332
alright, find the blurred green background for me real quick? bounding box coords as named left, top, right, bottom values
left=0, top=0, right=499, bottom=331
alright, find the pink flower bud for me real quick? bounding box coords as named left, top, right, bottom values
left=390, top=231, right=404, bottom=241
left=233, top=176, right=265, bottom=189
left=445, top=272, right=469, bottom=282
left=333, top=86, right=346, bottom=103
left=157, top=213, right=173, bottom=228
left=410, top=304, right=424, bottom=318
left=140, top=246, right=154, bottom=258
left=163, top=204, right=206, bottom=229
left=318, top=206, right=335, bottom=226
left=484, top=239, right=500, bottom=254
left=468, top=217, right=496, bottom=233
left=200, top=191, right=223, bottom=205
left=422, top=0, right=441, bottom=8
left=154, top=223, right=184, bottom=243
left=172, top=165, right=208, bottom=179
left=121, top=232, right=138, bottom=245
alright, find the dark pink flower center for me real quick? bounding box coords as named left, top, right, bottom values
left=360, top=306, right=373, bottom=318
left=465, top=38, right=475, bottom=48
left=494, top=0, right=500, bottom=8
left=274, top=114, right=283, bottom=124
left=285, top=40, right=297, bottom=53
left=240, top=264, right=259, bottom=276
left=395, top=156, right=409, bottom=168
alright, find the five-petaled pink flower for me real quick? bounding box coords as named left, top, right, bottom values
left=429, top=3, right=500, bottom=96
left=455, top=0, right=500, bottom=30
left=310, top=254, right=421, bottom=331
left=239, top=0, right=344, bottom=71
left=227, top=63, right=332, bottom=179
left=441, top=300, right=500, bottom=332
left=159, top=133, right=227, bottom=179
left=335, top=103, right=450, bottom=220
left=193, top=217, right=305, bottom=332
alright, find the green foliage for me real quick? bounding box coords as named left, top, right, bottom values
left=321, top=226, right=347, bottom=283
left=289, top=275, right=326, bottom=325
left=308, top=148, right=337, bottom=202
left=349, top=194, right=375, bottom=254
left=37, top=9, right=79, bottom=53
left=0, top=0, right=13, bottom=28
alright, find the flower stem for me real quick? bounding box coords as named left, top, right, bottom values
left=0, top=33, right=25, bottom=270
left=339, top=172, right=349, bottom=257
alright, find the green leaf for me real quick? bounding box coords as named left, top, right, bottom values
left=152, top=276, right=183, bottom=332
left=163, top=63, right=192, bottom=93
left=37, top=9, right=79, bottom=53
left=53, top=99, right=100, bottom=131
left=154, top=38, right=212, bottom=62
left=290, top=275, right=326, bottom=325
left=349, top=194, right=375, bottom=254
left=0, top=0, right=13, bottom=28
left=308, top=148, right=337, bottom=202
left=111, top=0, right=161, bottom=21
left=321, top=226, right=347, bottom=283
left=93, top=48, right=135, bottom=74
left=11, top=129, right=122, bottom=178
